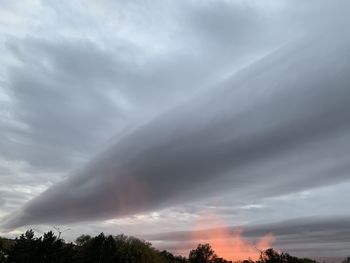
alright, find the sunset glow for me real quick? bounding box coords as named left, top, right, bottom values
left=191, top=213, right=275, bottom=261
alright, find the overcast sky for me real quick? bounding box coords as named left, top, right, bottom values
left=0, top=0, right=350, bottom=261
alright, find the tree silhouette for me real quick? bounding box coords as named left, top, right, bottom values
left=99, top=235, right=116, bottom=263
left=0, top=238, right=5, bottom=263
left=6, top=230, right=39, bottom=263
left=75, top=235, right=91, bottom=246
left=189, top=243, right=217, bottom=263
left=261, top=248, right=281, bottom=263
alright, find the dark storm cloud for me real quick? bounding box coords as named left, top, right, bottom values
left=3, top=22, right=350, bottom=229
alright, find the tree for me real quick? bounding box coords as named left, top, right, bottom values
left=75, top=235, right=91, bottom=246
left=160, top=250, right=188, bottom=263
left=6, top=229, right=40, bottom=263
left=258, top=249, right=318, bottom=263
left=213, top=257, right=232, bottom=263
left=37, top=231, right=59, bottom=262
left=99, top=235, right=117, bottom=263
left=261, top=248, right=282, bottom=263
left=0, top=238, right=5, bottom=263
left=160, top=250, right=176, bottom=261
left=78, top=232, right=106, bottom=263
left=114, top=234, right=165, bottom=263
left=189, top=243, right=217, bottom=263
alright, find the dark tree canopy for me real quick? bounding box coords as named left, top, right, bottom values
left=257, top=248, right=319, bottom=263
left=189, top=243, right=217, bottom=263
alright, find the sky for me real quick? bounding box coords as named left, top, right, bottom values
left=0, top=0, right=350, bottom=261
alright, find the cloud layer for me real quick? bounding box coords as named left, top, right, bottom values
left=145, top=216, right=350, bottom=259
left=3, top=26, right=350, bottom=228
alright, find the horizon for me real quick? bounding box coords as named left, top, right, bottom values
left=1, top=228, right=346, bottom=263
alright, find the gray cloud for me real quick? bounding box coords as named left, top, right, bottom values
left=144, top=216, right=350, bottom=259
left=0, top=0, right=285, bottom=219
left=3, top=24, right=350, bottom=228
left=1, top=38, right=128, bottom=170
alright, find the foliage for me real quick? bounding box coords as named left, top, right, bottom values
left=257, top=248, right=318, bottom=263
left=189, top=243, right=217, bottom=263
left=160, top=250, right=188, bottom=263
left=0, top=239, right=5, bottom=263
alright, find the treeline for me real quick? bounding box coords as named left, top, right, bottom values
left=0, top=229, right=344, bottom=263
